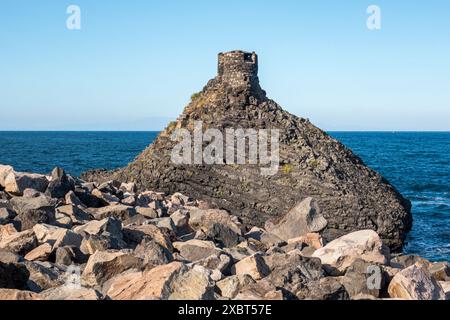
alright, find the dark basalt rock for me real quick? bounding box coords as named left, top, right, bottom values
left=81, top=50, right=412, bottom=251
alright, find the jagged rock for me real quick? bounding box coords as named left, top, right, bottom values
left=296, top=277, right=349, bottom=300
left=55, top=246, right=79, bottom=266
left=231, top=253, right=270, bottom=280
left=10, top=195, right=57, bottom=230
left=4, top=171, right=48, bottom=195
left=245, top=227, right=285, bottom=248
left=135, top=206, right=158, bottom=218
left=24, top=261, right=63, bottom=291
left=342, top=259, right=384, bottom=299
left=74, top=217, right=122, bottom=238
left=123, top=224, right=172, bottom=251
left=0, top=223, right=17, bottom=240
left=41, top=286, right=102, bottom=300
left=312, top=230, right=390, bottom=275
left=45, top=167, right=74, bottom=199
left=150, top=217, right=176, bottom=232
left=22, top=188, right=42, bottom=198
left=91, top=189, right=120, bottom=205
left=0, top=165, right=14, bottom=188
left=216, top=274, right=255, bottom=299
left=24, top=243, right=53, bottom=261
left=390, top=254, right=430, bottom=269
left=105, top=262, right=185, bottom=300
left=429, top=262, right=450, bottom=281
left=55, top=204, right=91, bottom=225
left=65, top=190, right=86, bottom=208
left=92, top=204, right=136, bottom=220
left=287, top=233, right=324, bottom=250
left=0, top=229, right=37, bottom=255
left=81, top=50, right=412, bottom=251
left=170, top=209, right=191, bottom=235
left=168, top=265, right=215, bottom=300
left=134, top=240, right=173, bottom=270
left=0, top=261, right=29, bottom=289
left=173, top=239, right=221, bottom=262
left=0, top=288, right=41, bottom=300
left=265, top=251, right=323, bottom=294
left=51, top=229, right=83, bottom=250
left=388, top=262, right=445, bottom=300
left=120, top=182, right=136, bottom=194
left=235, top=279, right=283, bottom=300
left=195, top=252, right=232, bottom=275
left=188, top=208, right=243, bottom=247
left=82, top=250, right=142, bottom=287
left=265, top=197, right=327, bottom=241
left=0, top=207, right=16, bottom=225
left=32, top=223, right=62, bottom=244
left=121, top=195, right=136, bottom=206
left=439, top=281, right=450, bottom=300
left=0, top=249, right=21, bottom=264
left=73, top=186, right=106, bottom=208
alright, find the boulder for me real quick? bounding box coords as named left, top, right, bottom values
left=0, top=165, right=14, bottom=188
left=4, top=171, right=49, bottom=195
left=0, top=207, right=16, bottom=225
left=51, top=229, right=83, bottom=250
left=91, top=189, right=120, bottom=205
left=173, top=239, right=221, bottom=262
left=312, top=230, right=390, bottom=275
left=235, top=279, right=284, bottom=300
left=265, top=197, right=327, bottom=241
left=45, top=167, right=74, bottom=199
left=24, top=261, right=63, bottom=291
left=0, top=249, right=21, bottom=264
left=123, top=224, right=172, bottom=251
left=55, top=204, right=91, bottom=225
left=92, top=204, right=136, bottom=220
left=231, top=253, right=270, bottom=280
left=32, top=223, right=62, bottom=243
left=65, top=190, right=86, bottom=208
left=41, top=286, right=102, bottom=300
left=439, top=281, right=450, bottom=300
left=216, top=274, right=255, bottom=299
left=388, top=262, right=445, bottom=300
left=428, top=262, right=449, bottom=281
left=287, top=233, right=324, bottom=250
left=245, top=227, right=285, bottom=248
left=105, top=262, right=185, bottom=300
left=342, top=259, right=384, bottom=299
left=0, top=229, right=37, bottom=255
left=390, top=254, right=430, bottom=269
left=168, top=265, right=215, bottom=300
left=135, top=206, right=158, bottom=218
left=24, top=243, right=53, bottom=261
left=265, top=251, right=323, bottom=293
left=82, top=250, right=142, bottom=287
left=134, top=240, right=173, bottom=270
left=296, top=277, right=349, bottom=300
left=10, top=195, right=57, bottom=230
left=0, top=288, right=41, bottom=300
left=74, top=217, right=122, bottom=238
left=0, top=261, right=30, bottom=289
left=188, top=208, right=244, bottom=247
left=195, top=253, right=232, bottom=275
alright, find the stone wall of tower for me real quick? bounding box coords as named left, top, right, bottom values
left=217, top=51, right=259, bottom=89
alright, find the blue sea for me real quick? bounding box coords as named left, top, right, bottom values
left=0, top=131, right=449, bottom=262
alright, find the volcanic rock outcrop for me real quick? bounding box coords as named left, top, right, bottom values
left=82, top=50, right=412, bottom=251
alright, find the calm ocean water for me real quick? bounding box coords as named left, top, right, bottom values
left=0, top=131, right=449, bottom=262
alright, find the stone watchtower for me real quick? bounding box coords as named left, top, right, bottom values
left=217, top=50, right=262, bottom=93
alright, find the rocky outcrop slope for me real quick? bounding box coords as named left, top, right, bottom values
left=81, top=50, right=412, bottom=251
left=0, top=165, right=448, bottom=300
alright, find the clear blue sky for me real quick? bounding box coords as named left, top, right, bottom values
left=1, top=0, right=449, bottom=131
